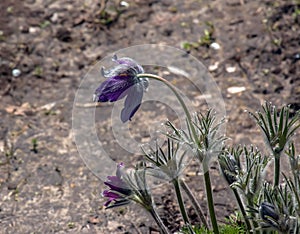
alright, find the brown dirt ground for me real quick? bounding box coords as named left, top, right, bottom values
left=0, top=0, right=299, bottom=233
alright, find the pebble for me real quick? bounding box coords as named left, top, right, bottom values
left=19, top=25, right=29, bottom=33
left=29, top=27, right=40, bottom=34
left=120, top=1, right=129, bottom=7
left=210, top=42, right=221, bottom=50
left=51, top=13, right=59, bottom=23
left=227, top=86, right=246, bottom=94
left=193, top=19, right=200, bottom=24
left=208, top=62, right=219, bottom=71
left=225, top=66, right=236, bottom=73
left=12, top=69, right=21, bottom=77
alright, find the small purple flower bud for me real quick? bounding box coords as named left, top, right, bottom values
left=94, top=55, right=148, bottom=122
left=259, top=201, right=292, bottom=232
left=259, top=201, right=280, bottom=226
left=219, top=154, right=238, bottom=185
left=102, top=162, right=132, bottom=208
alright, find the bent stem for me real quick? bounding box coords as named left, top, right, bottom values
left=180, top=179, right=209, bottom=229
left=137, top=73, right=219, bottom=234
left=137, top=74, right=195, bottom=140
left=149, top=206, right=170, bottom=234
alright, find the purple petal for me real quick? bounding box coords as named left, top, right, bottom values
left=104, top=181, right=131, bottom=195
left=103, top=190, right=121, bottom=199
left=103, top=190, right=121, bottom=206
left=113, top=56, right=144, bottom=74
left=104, top=200, right=112, bottom=207
left=101, top=64, right=136, bottom=79
left=121, top=83, right=144, bottom=123
left=94, top=74, right=136, bottom=102
left=105, top=176, right=124, bottom=189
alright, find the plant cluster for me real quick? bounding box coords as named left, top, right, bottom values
left=94, top=56, right=300, bottom=233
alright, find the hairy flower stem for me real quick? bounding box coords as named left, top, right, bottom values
left=149, top=207, right=170, bottom=234
left=203, top=162, right=219, bottom=234
left=180, top=179, right=209, bottom=229
left=274, top=155, right=280, bottom=188
left=137, top=74, right=195, bottom=138
left=137, top=73, right=219, bottom=234
left=173, top=179, right=194, bottom=234
left=232, top=189, right=252, bottom=232
left=247, top=197, right=259, bottom=231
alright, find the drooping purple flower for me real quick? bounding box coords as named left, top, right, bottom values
left=93, top=55, right=148, bottom=122
left=102, top=162, right=132, bottom=208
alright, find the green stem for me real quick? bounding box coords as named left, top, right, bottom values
left=274, top=155, right=280, bottom=187
left=232, top=189, right=252, bottom=232
left=180, top=179, right=209, bottom=229
left=203, top=162, right=219, bottom=234
left=149, top=207, right=170, bottom=234
left=247, top=196, right=259, bottom=232
left=138, top=73, right=219, bottom=234
left=173, top=178, right=194, bottom=233
left=137, top=74, right=197, bottom=143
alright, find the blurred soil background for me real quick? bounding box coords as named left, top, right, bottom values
left=0, top=0, right=299, bottom=233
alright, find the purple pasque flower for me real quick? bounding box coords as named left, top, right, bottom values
left=259, top=201, right=291, bottom=232
left=259, top=201, right=281, bottom=229
left=102, top=162, right=132, bottom=208
left=93, top=55, right=148, bottom=123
